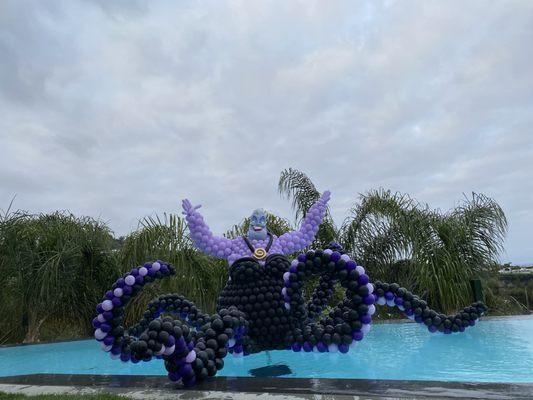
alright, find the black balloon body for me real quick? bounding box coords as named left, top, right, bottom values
left=93, top=250, right=487, bottom=386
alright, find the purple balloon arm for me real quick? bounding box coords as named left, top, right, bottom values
left=278, top=190, right=331, bottom=254
left=182, top=199, right=234, bottom=259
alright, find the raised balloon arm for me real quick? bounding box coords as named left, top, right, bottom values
left=278, top=190, right=331, bottom=253
left=181, top=199, right=233, bottom=259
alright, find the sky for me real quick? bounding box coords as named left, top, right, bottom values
left=1, top=0, right=532, bottom=264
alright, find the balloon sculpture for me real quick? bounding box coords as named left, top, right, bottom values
left=93, top=191, right=487, bottom=386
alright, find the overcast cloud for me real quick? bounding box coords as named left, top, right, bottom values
left=1, top=0, right=532, bottom=263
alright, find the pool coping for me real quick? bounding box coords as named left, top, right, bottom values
left=1, top=374, right=533, bottom=399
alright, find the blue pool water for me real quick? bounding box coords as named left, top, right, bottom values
left=1, top=318, right=532, bottom=383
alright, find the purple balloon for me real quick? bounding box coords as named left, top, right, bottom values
left=394, top=297, right=404, bottom=306
left=130, top=268, right=139, bottom=276
left=289, top=265, right=297, bottom=273
left=316, top=342, right=327, bottom=352
left=135, top=275, right=144, bottom=284
left=302, top=342, right=312, bottom=352
left=428, top=325, right=437, bottom=333
left=338, top=343, right=349, bottom=353
left=123, top=285, right=133, bottom=295
left=166, top=335, right=176, bottom=346
left=96, top=304, right=104, bottom=314
left=104, top=336, right=115, bottom=346
left=346, top=260, right=357, bottom=271
left=100, top=323, right=111, bottom=333
left=92, top=318, right=101, bottom=329
left=116, top=278, right=125, bottom=288
left=291, top=343, right=302, bottom=352
left=168, top=371, right=181, bottom=382
left=358, top=274, right=369, bottom=285
left=330, top=252, right=341, bottom=262
left=176, top=336, right=186, bottom=349
left=120, top=353, right=130, bottom=362
left=297, top=254, right=307, bottom=263
left=361, top=314, right=372, bottom=324
left=103, top=311, right=113, bottom=321
left=363, top=295, right=375, bottom=305
left=384, top=291, right=394, bottom=301
left=352, top=330, right=364, bottom=341
left=111, top=297, right=122, bottom=307
left=105, top=290, right=114, bottom=300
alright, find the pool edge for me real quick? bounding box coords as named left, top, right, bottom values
left=1, top=374, right=532, bottom=399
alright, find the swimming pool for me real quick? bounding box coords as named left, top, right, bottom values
left=1, top=317, right=532, bottom=383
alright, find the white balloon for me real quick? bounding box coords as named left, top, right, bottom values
left=125, top=275, right=135, bottom=286
left=386, top=299, right=396, bottom=307
left=94, top=329, right=107, bottom=340
left=97, top=314, right=106, bottom=323
left=152, top=262, right=161, bottom=271
left=100, top=343, right=112, bottom=352
left=156, top=345, right=166, bottom=356
left=228, top=338, right=236, bottom=348
left=366, top=283, right=374, bottom=294
left=328, top=344, right=338, bottom=353
left=110, top=353, right=120, bottom=360
left=102, top=300, right=113, bottom=311
left=355, top=265, right=365, bottom=275
left=340, top=254, right=351, bottom=262
left=362, top=324, right=371, bottom=334
left=164, top=345, right=175, bottom=355
left=113, top=288, right=123, bottom=297
left=139, top=267, right=148, bottom=276
left=368, top=304, right=376, bottom=315
left=377, top=297, right=386, bottom=305
left=185, top=350, right=196, bottom=363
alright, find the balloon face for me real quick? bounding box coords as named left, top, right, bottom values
left=248, top=209, right=268, bottom=240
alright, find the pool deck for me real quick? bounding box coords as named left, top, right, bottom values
left=1, top=374, right=533, bottom=399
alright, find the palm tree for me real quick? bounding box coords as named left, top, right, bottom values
left=278, top=167, right=338, bottom=248
left=0, top=210, right=119, bottom=343
left=277, top=168, right=507, bottom=314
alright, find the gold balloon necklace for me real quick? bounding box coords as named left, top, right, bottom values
left=243, top=233, right=273, bottom=261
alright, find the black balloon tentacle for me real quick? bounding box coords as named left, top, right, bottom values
left=372, top=281, right=487, bottom=333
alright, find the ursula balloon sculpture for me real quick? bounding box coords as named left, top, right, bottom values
left=94, top=191, right=487, bottom=386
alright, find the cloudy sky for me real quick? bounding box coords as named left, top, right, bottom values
left=1, top=0, right=532, bottom=263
